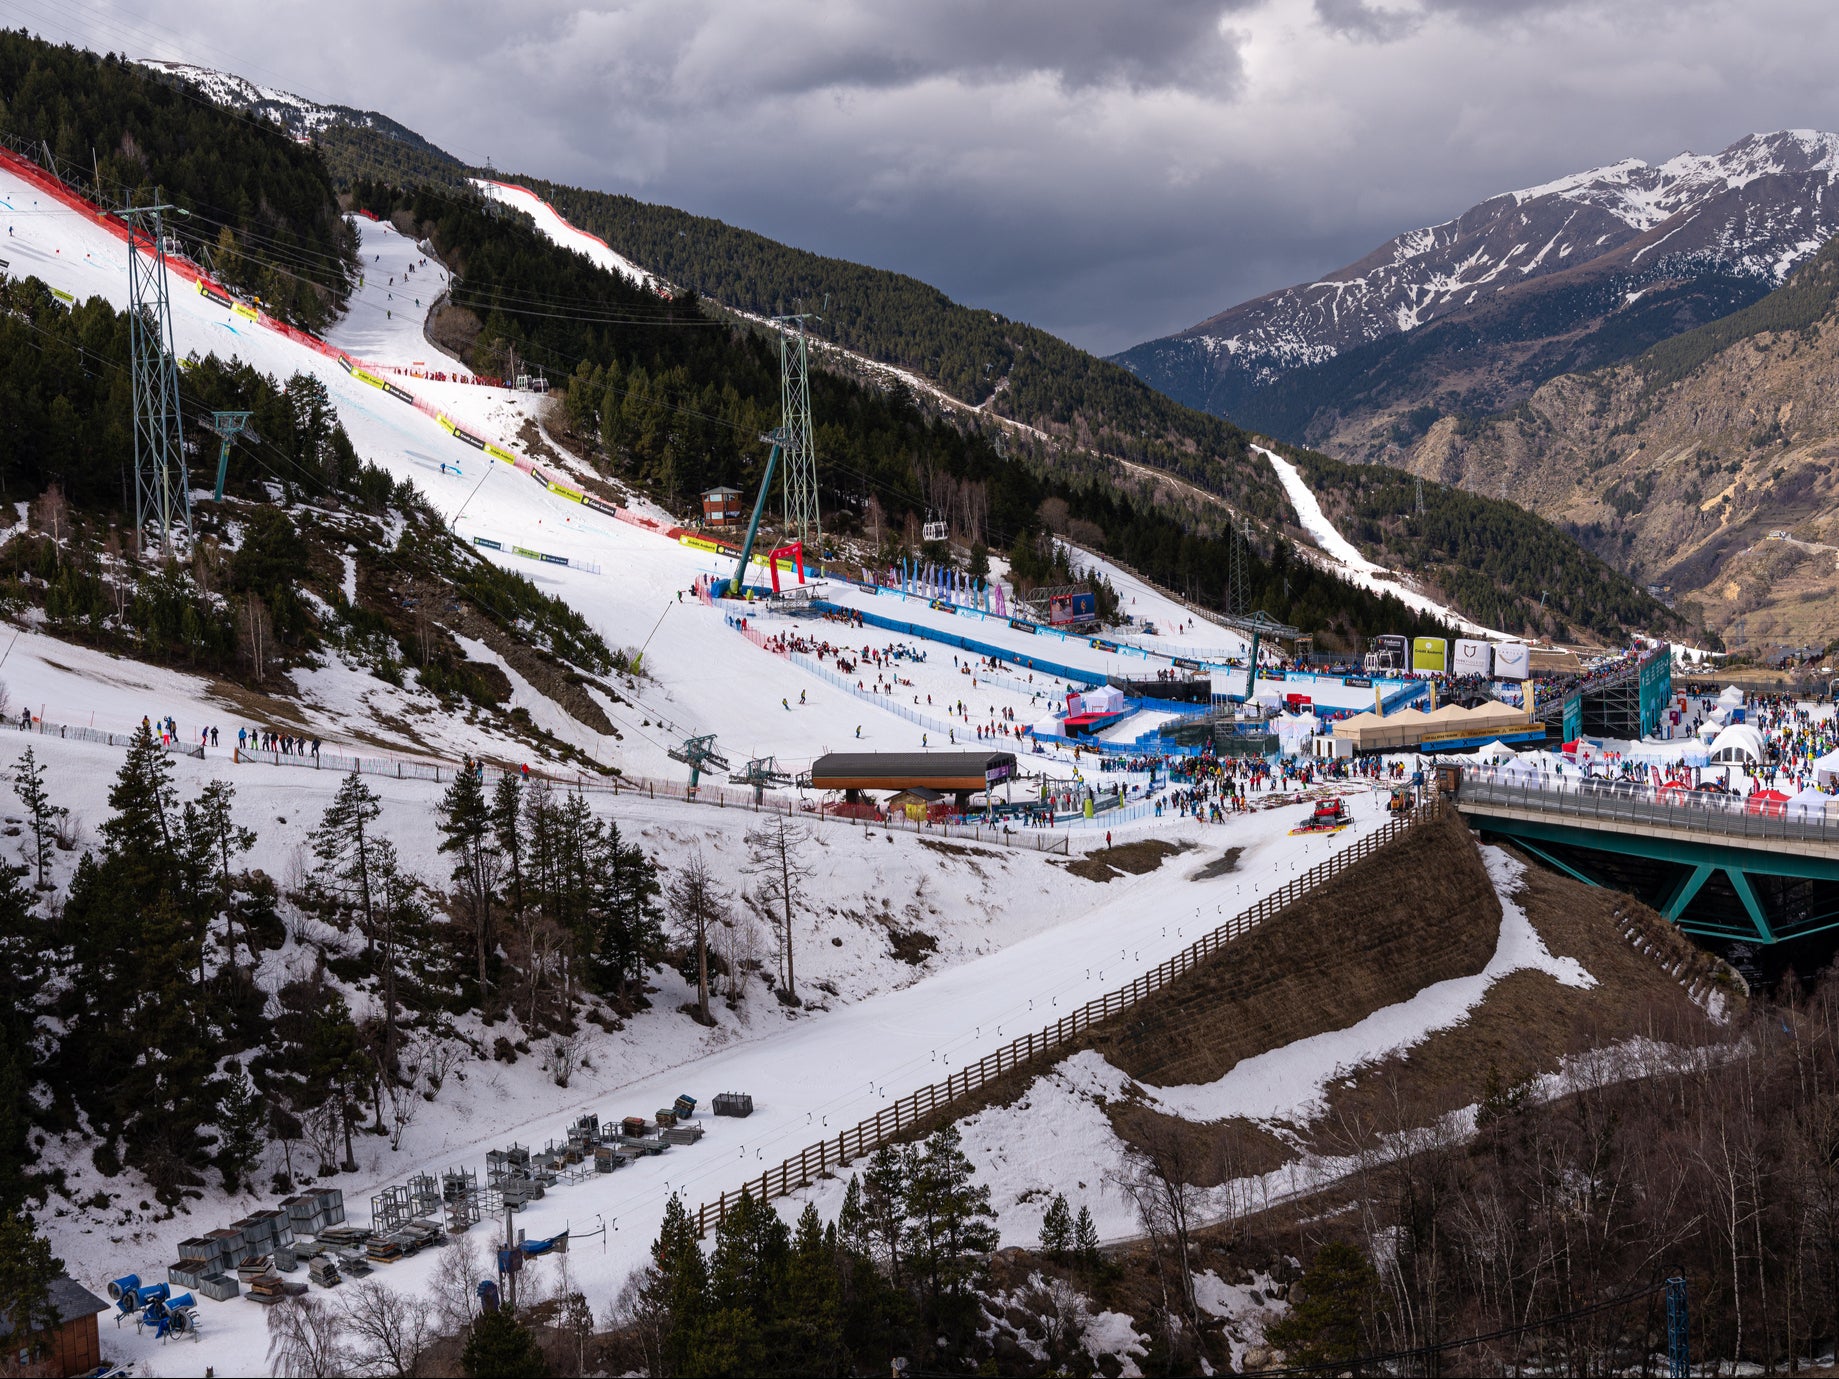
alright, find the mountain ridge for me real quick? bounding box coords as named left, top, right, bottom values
left=1114, top=131, right=1839, bottom=459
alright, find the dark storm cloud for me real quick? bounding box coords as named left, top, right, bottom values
left=32, top=0, right=1839, bottom=355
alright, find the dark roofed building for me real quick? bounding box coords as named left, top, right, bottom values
left=0, top=1274, right=107, bottom=1374
left=809, top=751, right=1016, bottom=809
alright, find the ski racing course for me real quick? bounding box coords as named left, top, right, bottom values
left=0, top=156, right=1416, bottom=1375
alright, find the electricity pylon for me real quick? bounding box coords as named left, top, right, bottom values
left=123, top=200, right=190, bottom=553
left=772, top=314, right=820, bottom=552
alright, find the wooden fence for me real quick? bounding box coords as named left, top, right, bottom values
left=692, top=801, right=1435, bottom=1234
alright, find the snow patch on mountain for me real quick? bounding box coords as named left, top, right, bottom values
left=1124, top=130, right=1839, bottom=387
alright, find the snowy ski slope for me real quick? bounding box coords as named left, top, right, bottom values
left=0, top=156, right=1481, bottom=1378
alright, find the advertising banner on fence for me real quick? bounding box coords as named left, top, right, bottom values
left=1453, top=638, right=1491, bottom=676
left=1412, top=637, right=1449, bottom=674
left=1492, top=642, right=1531, bottom=679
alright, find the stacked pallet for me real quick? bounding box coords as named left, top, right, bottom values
left=245, top=1271, right=291, bottom=1306
left=307, top=1255, right=342, bottom=1289
left=713, top=1092, right=753, bottom=1117
left=662, top=1124, right=705, bottom=1146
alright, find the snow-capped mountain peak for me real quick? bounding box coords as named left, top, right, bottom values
left=1115, top=129, right=1839, bottom=405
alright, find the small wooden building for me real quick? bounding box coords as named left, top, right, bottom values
left=702, top=486, right=744, bottom=527
left=0, top=1274, right=107, bottom=1374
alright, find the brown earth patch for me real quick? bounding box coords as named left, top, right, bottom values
left=1090, top=808, right=1500, bottom=1088
left=1063, top=839, right=1190, bottom=882
left=1306, top=843, right=1735, bottom=1153
left=1190, top=846, right=1245, bottom=881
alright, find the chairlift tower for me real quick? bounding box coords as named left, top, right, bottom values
left=667, top=733, right=729, bottom=793
left=772, top=314, right=820, bottom=552
left=123, top=200, right=190, bottom=553
left=205, top=411, right=258, bottom=502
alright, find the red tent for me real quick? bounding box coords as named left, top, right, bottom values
left=1746, top=789, right=1790, bottom=817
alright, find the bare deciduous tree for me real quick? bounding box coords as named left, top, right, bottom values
left=339, top=1280, right=433, bottom=1377
left=745, top=814, right=814, bottom=1004
left=668, top=848, right=730, bottom=1025
left=266, top=1294, right=348, bottom=1378
left=425, top=1233, right=483, bottom=1342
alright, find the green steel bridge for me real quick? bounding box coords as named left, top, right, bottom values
left=1450, top=767, right=1839, bottom=946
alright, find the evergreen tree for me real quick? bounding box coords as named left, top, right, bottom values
left=11, top=747, right=63, bottom=891
left=461, top=1307, right=549, bottom=1377
left=1040, top=1193, right=1073, bottom=1261
left=309, top=770, right=384, bottom=951
left=490, top=771, right=526, bottom=921
left=217, top=1063, right=265, bottom=1192
left=904, top=1127, right=998, bottom=1334
left=0, top=860, right=43, bottom=1211
left=640, top=1194, right=709, bottom=1378
left=101, top=723, right=180, bottom=889
left=0, top=1213, right=59, bottom=1360
left=438, top=765, right=501, bottom=996
left=190, top=779, right=255, bottom=963
left=860, top=1146, right=915, bottom=1287
left=1073, top=1204, right=1101, bottom=1267
left=703, top=1189, right=790, bottom=1376
left=780, top=1203, right=845, bottom=1376
left=590, top=819, right=663, bottom=1002
left=1264, top=1242, right=1377, bottom=1369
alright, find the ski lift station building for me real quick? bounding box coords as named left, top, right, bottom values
left=809, top=751, right=1017, bottom=811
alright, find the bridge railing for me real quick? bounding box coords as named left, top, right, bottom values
left=1456, top=766, right=1839, bottom=846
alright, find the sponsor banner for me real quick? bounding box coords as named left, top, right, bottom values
left=196, top=280, right=234, bottom=308
left=929, top=599, right=957, bottom=614
left=383, top=382, right=415, bottom=404
left=540, top=553, right=570, bottom=566
left=1411, top=636, right=1448, bottom=674
left=1453, top=638, right=1491, bottom=676
left=679, top=534, right=727, bottom=554
left=1343, top=676, right=1373, bottom=689
left=232, top=302, right=259, bottom=322
left=436, top=413, right=457, bottom=434
left=512, top=545, right=542, bottom=560
left=546, top=481, right=584, bottom=503
left=1089, top=638, right=1117, bottom=652
left=350, top=367, right=387, bottom=390
left=1173, top=657, right=1202, bottom=671
left=1009, top=618, right=1037, bottom=635
left=484, top=442, right=518, bottom=464
left=452, top=428, right=487, bottom=451
left=985, top=761, right=1015, bottom=785
left=49, top=286, right=74, bottom=305
left=582, top=495, right=620, bottom=518
left=1258, top=669, right=1287, bottom=683
left=335, top=353, right=355, bottom=373
left=1492, top=642, right=1531, bottom=680
left=472, top=537, right=504, bottom=551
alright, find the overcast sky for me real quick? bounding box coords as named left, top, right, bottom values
left=23, top=0, right=1839, bottom=353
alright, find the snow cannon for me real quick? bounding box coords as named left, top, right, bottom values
left=163, top=1295, right=198, bottom=1338
left=476, top=1279, right=500, bottom=1313
left=106, top=1273, right=140, bottom=1303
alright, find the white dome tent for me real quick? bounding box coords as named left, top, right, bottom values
left=1718, top=685, right=1746, bottom=708
left=1707, top=722, right=1768, bottom=766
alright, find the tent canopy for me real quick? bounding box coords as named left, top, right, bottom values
left=1814, top=750, right=1839, bottom=786
left=1708, top=723, right=1767, bottom=764
left=1473, top=740, right=1519, bottom=764
left=1718, top=685, right=1746, bottom=706
left=1788, top=786, right=1834, bottom=819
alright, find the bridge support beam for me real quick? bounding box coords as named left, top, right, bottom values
left=1725, top=868, right=1777, bottom=944
left=1514, top=839, right=1608, bottom=891
left=1660, top=864, right=1715, bottom=925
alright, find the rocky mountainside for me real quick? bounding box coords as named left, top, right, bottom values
left=1396, top=233, right=1839, bottom=653
left=1115, top=132, right=1839, bottom=460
